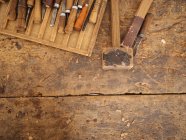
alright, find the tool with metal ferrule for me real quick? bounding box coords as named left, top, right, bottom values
left=74, top=0, right=89, bottom=31
left=26, top=0, right=35, bottom=26
left=16, top=0, right=27, bottom=32
left=65, top=0, right=74, bottom=23
left=38, top=0, right=54, bottom=38
left=50, top=0, right=61, bottom=26
left=102, top=0, right=153, bottom=70
left=89, top=0, right=101, bottom=24
left=82, top=0, right=96, bottom=31
left=77, top=0, right=85, bottom=16
left=65, top=0, right=78, bottom=33
left=34, top=0, right=42, bottom=23
left=133, top=13, right=153, bottom=56
left=7, top=0, right=18, bottom=21
left=41, top=0, right=46, bottom=20
left=58, top=0, right=66, bottom=33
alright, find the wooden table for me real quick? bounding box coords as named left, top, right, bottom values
left=0, top=0, right=185, bottom=139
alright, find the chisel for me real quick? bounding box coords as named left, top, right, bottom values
left=65, top=0, right=74, bottom=23
left=133, top=13, right=153, bottom=56
left=34, top=0, right=42, bottom=23
left=26, top=0, right=35, bottom=26
left=77, top=0, right=85, bottom=16
left=58, top=0, right=66, bottom=33
left=74, top=0, right=88, bottom=31
left=89, top=0, right=101, bottom=24
left=7, top=0, right=18, bottom=21
left=16, top=0, right=27, bottom=32
left=65, top=0, right=78, bottom=33
left=41, top=0, right=46, bottom=20
left=50, top=0, right=61, bottom=27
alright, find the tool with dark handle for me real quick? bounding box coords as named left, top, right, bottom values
left=65, top=0, right=74, bottom=22
left=74, top=2, right=88, bottom=31
left=26, top=0, right=35, bottom=26
left=16, top=0, right=27, bottom=32
left=65, top=0, right=78, bottom=33
left=50, top=0, right=61, bottom=26
left=133, top=13, right=153, bottom=56
left=58, top=0, right=66, bottom=33
left=7, top=0, right=18, bottom=21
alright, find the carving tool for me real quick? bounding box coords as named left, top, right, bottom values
left=38, top=0, right=54, bottom=38
left=58, top=0, right=66, bottom=33
left=102, top=0, right=153, bottom=70
left=16, top=0, right=27, bottom=32
left=7, top=0, right=18, bottom=21
left=77, top=0, right=85, bottom=16
left=82, top=0, right=96, bottom=31
left=133, top=13, right=153, bottom=56
left=65, top=0, right=78, bottom=33
left=65, top=0, right=74, bottom=23
left=34, top=0, right=42, bottom=23
left=26, top=0, right=35, bottom=26
left=74, top=0, right=88, bottom=31
left=89, top=0, right=101, bottom=24
left=50, top=0, right=61, bottom=27
left=41, top=0, right=46, bottom=20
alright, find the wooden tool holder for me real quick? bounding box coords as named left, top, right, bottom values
left=0, top=0, right=107, bottom=56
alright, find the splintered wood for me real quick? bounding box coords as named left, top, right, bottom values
left=0, top=0, right=107, bottom=56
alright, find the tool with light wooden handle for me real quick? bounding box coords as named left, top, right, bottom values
left=58, top=0, right=66, bottom=33
left=74, top=2, right=88, bottom=31
left=16, top=0, right=27, bottom=32
left=7, top=0, right=18, bottom=20
left=38, top=0, right=54, bottom=38
left=89, top=0, right=101, bottom=24
left=26, top=0, right=35, bottom=26
left=65, top=0, right=78, bottom=33
left=77, top=0, right=86, bottom=16
left=65, top=0, right=74, bottom=21
left=34, top=0, right=42, bottom=23
left=121, top=0, right=153, bottom=48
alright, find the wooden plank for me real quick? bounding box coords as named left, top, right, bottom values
left=0, top=95, right=185, bottom=139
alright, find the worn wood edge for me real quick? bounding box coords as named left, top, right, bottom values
left=88, top=0, right=108, bottom=56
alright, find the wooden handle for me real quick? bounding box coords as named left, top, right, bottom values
left=7, top=0, right=18, bottom=20
left=46, top=0, right=54, bottom=7
left=65, top=6, right=78, bottom=33
left=16, top=0, right=27, bottom=32
left=34, top=0, right=42, bottom=23
left=78, top=0, right=86, bottom=7
left=135, top=0, right=153, bottom=18
left=89, top=0, right=101, bottom=24
left=111, top=0, right=120, bottom=48
left=66, top=0, right=74, bottom=10
left=74, top=4, right=88, bottom=31
left=27, top=0, right=34, bottom=6
left=58, top=14, right=66, bottom=33
left=139, top=13, right=153, bottom=36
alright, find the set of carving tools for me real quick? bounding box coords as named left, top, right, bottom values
left=5, top=0, right=101, bottom=33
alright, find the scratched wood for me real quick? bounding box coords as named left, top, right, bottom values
left=0, top=95, right=185, bottom=139
left=0, top=0, right=185, bottom=97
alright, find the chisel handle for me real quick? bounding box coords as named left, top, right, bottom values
left=65, top=5, right=78, bottom=33
left=34, top=0, right=42, bottom=23
left=89, top=0, right=101, bottom=23
left=66, top=0, right=74, bottom=10
left=58, top=13, right=66, bottom=33
left=46, top=0, right=54, bottom=7
left=139, top=13, right=153, bottom=37
left=74, top=3, right=88, bottom=31
left=7, top=0, right=18, bottom=20
left=27, top=0, right=34, bottom=6
left=16, top=0, right=27, bottom=32
left=78, top=0, right=85, bottom=8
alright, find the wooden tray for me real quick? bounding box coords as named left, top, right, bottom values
left=0, top=0, right=107, bottom=56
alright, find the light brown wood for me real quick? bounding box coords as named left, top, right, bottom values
left=136, top=0, right=153, bottom=18
left=66, top=0, right=74, bottom=10
left=111, top=0, right=120, bottom=48
left=7, top=0, right=18, bottom=21
left=34, top=0, right=42, bottom=24
left=89, top=0, right=101, bottom=24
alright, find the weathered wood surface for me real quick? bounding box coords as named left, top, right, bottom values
left=0, top=0, right=186, bottom=96
left=0, top=95, right=185, bottom=140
